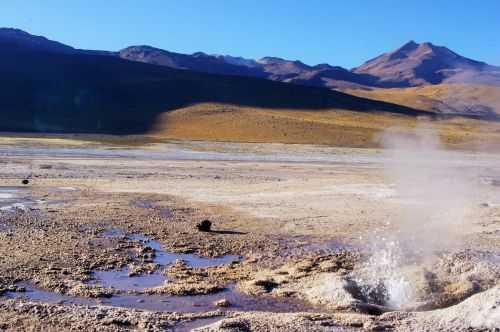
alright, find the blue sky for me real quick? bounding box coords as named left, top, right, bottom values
left=2, top=1, right=499, bottom=68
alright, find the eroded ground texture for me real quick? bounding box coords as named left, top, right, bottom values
left=0, top=137, right=500, bottom=331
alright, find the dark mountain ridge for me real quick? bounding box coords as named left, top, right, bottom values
left=3, top=28, right=498, bottom=90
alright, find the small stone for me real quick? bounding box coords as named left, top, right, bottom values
left=214, top=298, right=230, bottom=307
left=196, top=219, right=212, bottom=232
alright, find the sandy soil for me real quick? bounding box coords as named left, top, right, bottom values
left=1, top=136, right=500, bottom=331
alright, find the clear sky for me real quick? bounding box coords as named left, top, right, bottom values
left=2, top=0, right=499, bottom=68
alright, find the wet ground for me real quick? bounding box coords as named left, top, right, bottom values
left=0, top=186, right=34, bottom=211
left=1, top=137, right=500, bottom=331
left=5, top=283, right=319, bottom=314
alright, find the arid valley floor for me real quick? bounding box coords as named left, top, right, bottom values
left=1, top=135, right=500, bottom=331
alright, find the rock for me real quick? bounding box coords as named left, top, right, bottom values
left=196, top=219, right=212, bottom=232
left=22, top=179, right=29, bottom=185
left=146, top=282, right=224, bottom=296
left=214, top=298, right=231, bottom=307
left=397, top=285, right=500, bottom=330
left=296, top=273, right=360, bottom=310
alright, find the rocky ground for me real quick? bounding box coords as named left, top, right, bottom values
left=0, top=137, right=499, bottom=331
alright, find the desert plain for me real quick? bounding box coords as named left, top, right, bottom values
left=0, top=134, right=500, bottom=331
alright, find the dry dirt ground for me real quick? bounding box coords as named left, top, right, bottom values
left=0, top=136, right=500, bottom=331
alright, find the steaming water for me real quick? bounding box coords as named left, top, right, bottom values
left=354, top=240, right=414, bottom=308
left=349, top=123, right=482, bottom=309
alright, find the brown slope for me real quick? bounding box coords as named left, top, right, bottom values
left=149, top=103, right=500, bottom=149
left=344, top=84, right=500, bottom=118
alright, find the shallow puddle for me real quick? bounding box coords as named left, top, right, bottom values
left=1, top=227, right=319, bottom=314
left=92, top=268, right=167, bottom=292
left=0, top=186, right=33, bottom=211
left=48, top=187, right=79, bottom=193
left=126, top=233, right=239, bottom=268
left=92, top=231, right=239, bottom=291
left=0, top=186, right=74, bottom=212
left=4, top=283, right=319, bottom=314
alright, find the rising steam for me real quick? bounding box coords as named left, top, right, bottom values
left=354, top=122, right=482, bottom=308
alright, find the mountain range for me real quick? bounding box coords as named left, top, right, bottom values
left=3, top=28, right=499, bottom=91
left=118, top=41, right=500, bottom=89
left=121, top=40, right=500, bottom=89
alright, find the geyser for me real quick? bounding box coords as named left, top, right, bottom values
left=353, top=122, right=481, bottom=309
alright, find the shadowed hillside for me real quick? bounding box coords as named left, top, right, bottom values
left=0, top=38, right=428, bottom=135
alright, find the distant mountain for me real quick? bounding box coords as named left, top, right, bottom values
left=0, top=29, right=423, bottom=135
left=117, top=46, right=379, bottom=88
left=353, top=41, right=500, bottom=87
left=119, top=41, right=500, bottom=89
left=119, top=46, right=267, bottom=78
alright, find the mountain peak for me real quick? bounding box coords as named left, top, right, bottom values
left=354, top=40, right=491, bottom=86
left=400, top=40, right=419, bottom=50
left=257, top=56, right=286, bottom=64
